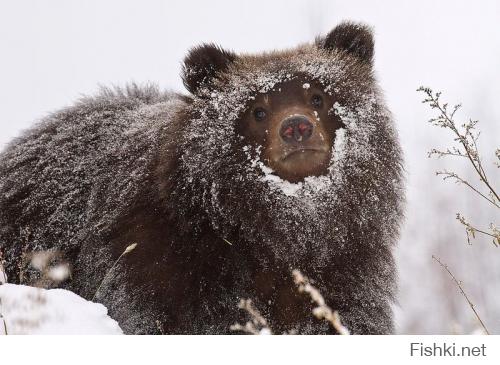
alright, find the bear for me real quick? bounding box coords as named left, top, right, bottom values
left=0, top=21, right=404, bottom=334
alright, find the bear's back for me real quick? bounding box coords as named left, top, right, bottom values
left=0, top=84, right=184, bottom=282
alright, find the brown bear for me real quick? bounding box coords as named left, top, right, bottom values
left=0, top=21, right=404, bottom=334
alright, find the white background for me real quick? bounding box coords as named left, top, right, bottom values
left=0, top=335, right=498, bottom=364
left=0, top=0, right=499, bottom=334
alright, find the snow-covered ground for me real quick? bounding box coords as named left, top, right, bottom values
left=0, top=284, right=123, bottom=335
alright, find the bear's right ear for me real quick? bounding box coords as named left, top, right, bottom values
left=320, top=21, right=374, bottom=64
left=182, top=44, right=237, bottom=95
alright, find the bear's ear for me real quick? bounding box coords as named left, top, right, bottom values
left=182, top=43, right=237, bottom=95
left=321, top=21, right=374, bottom=63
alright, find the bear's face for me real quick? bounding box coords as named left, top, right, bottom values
left=236, top=76, right=342, bottom=182
left=177, top=22, right=404, bottom=266
left=181, top=22, right=375, bottom=184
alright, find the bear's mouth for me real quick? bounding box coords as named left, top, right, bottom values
left=281, top=147, right=329, bottom=161
left=269, top=147, right=331, bottom=183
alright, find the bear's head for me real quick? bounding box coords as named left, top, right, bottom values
left=182, top=22, right=374, bottom=183
left=176, top=21, right=403, bottom=267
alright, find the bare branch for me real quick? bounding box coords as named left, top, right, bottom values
left=456, top=214, right=499, bottom=247
left=0, top=300, right=7, bottom=335
left=436, top=170, right=499, bottom=208
left=418, top=87, right=499, bottom=205
left=432, top=255, right=490, bottom=335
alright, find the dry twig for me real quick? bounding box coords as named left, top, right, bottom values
left=456, top=214, right=499, bottom=247
left=0, top=253, right=7, bottom=284
left=0, top=301, right=7, bottom=335
left=230, top=298, right=271, bottom=335
left=432, top=255, right=490, bottom=335
left=292, top=269, right=349, bottom=335
left=418, top=87, right=499, bottom=247
left=0, top=251, right=8, bottom=334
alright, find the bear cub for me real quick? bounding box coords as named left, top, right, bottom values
left=0, top=21, right=404, bottom=334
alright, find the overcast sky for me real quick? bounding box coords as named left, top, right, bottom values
left=1, top=0, right=499, bottom=334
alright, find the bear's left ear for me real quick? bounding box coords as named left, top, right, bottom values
left=182, top=43, right=237, bottom=95
left=320, top=21, right=374, bottom=63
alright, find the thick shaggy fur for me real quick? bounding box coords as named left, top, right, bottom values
left=0, top=22, right=404, bottom=334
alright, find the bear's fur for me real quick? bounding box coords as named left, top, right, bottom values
left=0, top=21, right=404, bottom=334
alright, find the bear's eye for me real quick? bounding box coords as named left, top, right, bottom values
left=253, top=107, right=267, bottom=121
left=311, top=94, right=323, bottom=108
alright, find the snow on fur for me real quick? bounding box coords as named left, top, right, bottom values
left=173, top=44, right=405, bottom=332
left=0, top=84, right=183, bottom=283
left=0, top=35, right=405, bottom=334
left=0, top=284, right=122, bottom=334
left=179, top=44, right=404, bottom=267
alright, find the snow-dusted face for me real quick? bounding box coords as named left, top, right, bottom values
left=178, top=23, right=404, bottom=266
left=181, top=22, right=382, bottom=197
left=237, top=77, right=343, bottom=182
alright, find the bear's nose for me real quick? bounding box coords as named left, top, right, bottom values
left=279, top=116, right=313, bottom=144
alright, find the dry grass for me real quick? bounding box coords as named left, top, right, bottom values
left=92, top=243, right=137, bottom=301
left=230, top=299, right=272, bottom=335
left=0, top=259, right=6, bottom=285
left=0, top=293, right=7, bottom=335
left=0, top=250, right=8, bottom=334
left=230, top=269, right=349, bottom=335
left=292, top=269, right=349, bottom=335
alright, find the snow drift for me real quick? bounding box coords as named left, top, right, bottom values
left=0, top=283, right=123, bottom=335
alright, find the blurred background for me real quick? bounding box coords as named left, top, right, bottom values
left=0, top=0, right=498, bottom=334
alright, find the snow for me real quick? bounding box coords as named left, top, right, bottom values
left=246, top=143, right=337, bottom=198
left=0, top=283, right=123, bottom=335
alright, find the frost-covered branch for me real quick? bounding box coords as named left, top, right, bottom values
left=456, top=214, right=499, bottom=247
left=418, top=86, right=499, bottom=206
left=436, top=170, right=498, bottom=208
left=432, top=255, right=490, bottom=335
left=292, top=269, right=349, bottom=335
left=418, top=87, right=499, bottom=247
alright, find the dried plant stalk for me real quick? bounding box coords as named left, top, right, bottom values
left=92, top=243, right=138, bottom=301
left=418, top=87, right=499, bottom=248
left=230, top=270, right=349, bottom=335
left=230, top=298, right=272, bottom=335
left=0, top=306, right=7, bottom=335
left=432, top=255, right=490, bottom=335
left=0, top=256, right=7, bottom=284
left=292, top=269, right=349, bottom=335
